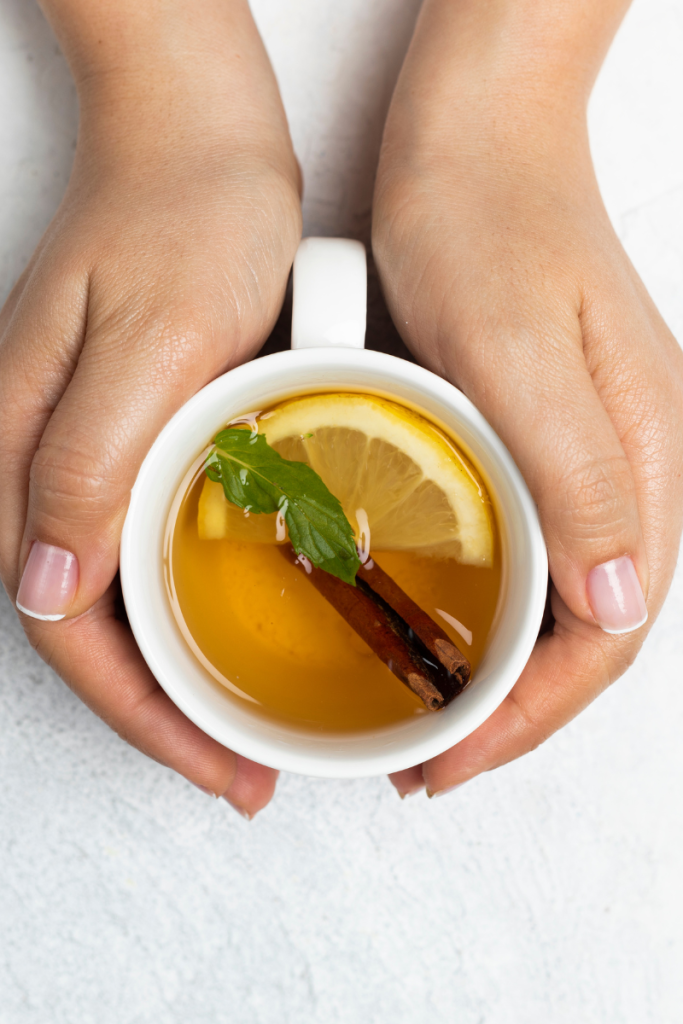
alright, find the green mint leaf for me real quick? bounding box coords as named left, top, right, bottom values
left=206, top=428, right=361, bottom=585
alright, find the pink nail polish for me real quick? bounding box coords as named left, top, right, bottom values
left=586, top=556, right=647, bottom=634
left=16, top=542, right=79, bottom=621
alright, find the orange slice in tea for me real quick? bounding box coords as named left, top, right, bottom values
left=198, top=393, right=494, bottom=566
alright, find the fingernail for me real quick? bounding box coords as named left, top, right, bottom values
left=223, top=796, right=253, bottom=820
left=426, top=782, right=467, bottom=799
left=586, top=556, right=647, bottom=634
left=16, top=542, right=79, bottom=621
left=192, top=783, right=218, bottom=798
left=398, top=785, right=424, bottom=800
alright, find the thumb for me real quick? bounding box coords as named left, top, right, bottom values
left=469, top=324, right=649, bottom=635
left=15, top=309, right=223, bottom=621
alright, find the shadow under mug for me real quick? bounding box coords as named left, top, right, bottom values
left=120, top=238, right=548, bottom=778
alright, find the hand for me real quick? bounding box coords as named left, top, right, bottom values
left=0, top=0, right=302, bottom=817
left=373, top=0, right=683, bottom=798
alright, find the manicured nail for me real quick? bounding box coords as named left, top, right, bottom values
left=192, top=783, right=217, bottom=797
left=586, top=556, right=647, bottom=634
left=223, top=796, right=253, bottom=820
left=16, top=542, right=79, bottom=621
left=398, top=785, right=424, bottom=800
left=426, top=782, right=467, bottom=799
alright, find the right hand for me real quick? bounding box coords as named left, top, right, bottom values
left=0, top=0, right=302, bottom=817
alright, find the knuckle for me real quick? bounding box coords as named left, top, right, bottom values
left=553, top=454, right=637, bottom=541
left=30, top=439, right=114, bottom=522
left=21, top=616, right=65, bottom=666
left=95, top=304, right=217, bottom=386
left=607, top=634, right=642, bottom=679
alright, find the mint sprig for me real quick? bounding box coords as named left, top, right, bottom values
left=205, top=428, right=361, bottom=586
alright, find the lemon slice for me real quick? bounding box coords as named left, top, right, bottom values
left=198, top=392, right=494, bottom=566
left=198, top=478, right=278, bottom=543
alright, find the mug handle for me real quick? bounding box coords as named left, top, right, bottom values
left=291, top=237, right=367, bottom=350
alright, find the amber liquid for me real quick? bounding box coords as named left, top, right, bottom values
left=165, top=410, right=501, bottom=734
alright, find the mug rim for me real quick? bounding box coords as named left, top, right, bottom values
left=121, top=346, right=548, bottom=778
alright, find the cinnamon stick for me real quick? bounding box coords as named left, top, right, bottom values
left=280, top=546, right=470, bottom=710
left=358, top=558, right=470, bottom=687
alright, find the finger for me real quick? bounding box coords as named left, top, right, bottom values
left=0, top=252, right=89, bottom=590
left=223, top=756, right=279, bottom=819
left=580, top=275, right=683, bottom=604
left=0, top=227, right=57, bottom=338
left=13, top=276, right=248, bottom=621
left=388, top=765, right=425, bottom=798
left=420, top=587, right=637, bottom=797
left=451, top=306, right=649, bottom=635
left=20, top=582, right=279, bottom=815
left=0, top=261, right=35, bottom=336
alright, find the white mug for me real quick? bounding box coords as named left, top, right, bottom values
left=120, top=238, right=548, bottom=778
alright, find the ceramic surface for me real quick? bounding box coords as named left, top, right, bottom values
left=121, top=342, right=547, bottom=776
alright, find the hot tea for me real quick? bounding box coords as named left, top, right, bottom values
left=164, top=392, right=501, bottom=732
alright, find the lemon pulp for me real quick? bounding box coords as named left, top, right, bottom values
left=198, top=392, right=494, bottom=566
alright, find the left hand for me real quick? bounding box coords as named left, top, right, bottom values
left=372, top=0, right=683, bottom=798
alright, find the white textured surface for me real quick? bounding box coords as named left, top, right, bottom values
left=1, top=1, right=683, bottom=1021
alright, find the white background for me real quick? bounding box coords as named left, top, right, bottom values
left=1, top=1, right=682, bottom=1021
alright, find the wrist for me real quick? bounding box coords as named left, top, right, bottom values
left=383, top=0, right=629, bottom=174
left=39, top=0, right=253, bottom=90
left=41, top=1, right=281, bottom=149
left=411, top=0, right=631, bottom=99
left=41, top=0, right=298, bottom=185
